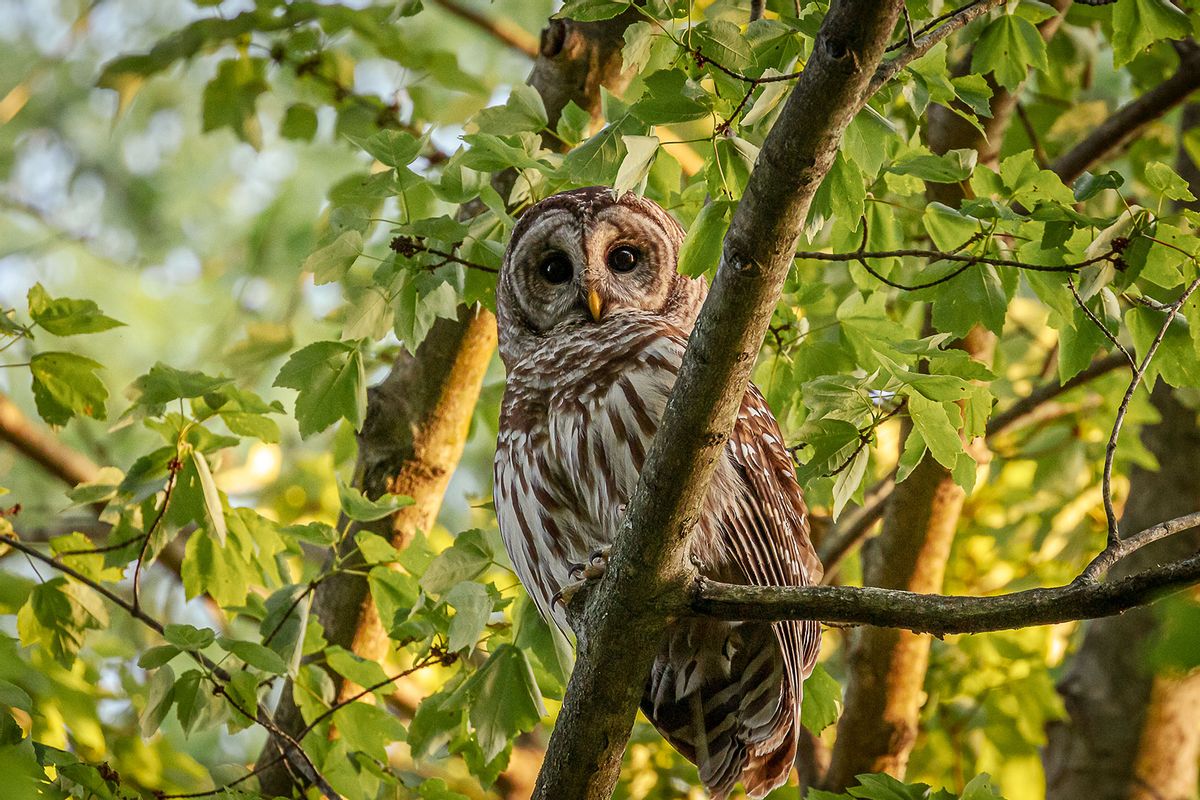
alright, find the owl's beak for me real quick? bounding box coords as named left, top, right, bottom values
left=586, top=287, right=605, bottom=322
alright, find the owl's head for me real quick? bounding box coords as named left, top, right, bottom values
left=496, top=186, right=706, bottom=367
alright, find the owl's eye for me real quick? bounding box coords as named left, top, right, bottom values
left=538, top=254, right=573, bottom=284
left=607, top=245, right=639, bottom=273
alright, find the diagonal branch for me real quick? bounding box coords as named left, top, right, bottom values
left=869, top=0, right=1005, bottom=95
left=1051, top=39, right=1200, bottom=183
left=0, top=393, right=99, bottom=487
left=532, top=4, right=907, bottom=798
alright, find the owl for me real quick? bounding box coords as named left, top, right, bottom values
left=493, top=187, right=822, bottom=799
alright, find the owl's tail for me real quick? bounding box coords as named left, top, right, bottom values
left=641, top=617, right=800, bottom=799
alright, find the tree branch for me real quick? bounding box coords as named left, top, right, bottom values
left=1051, top=40, right=1200, bottom=183
left=531, top=4, right=906, bottom=798
left=691, top=545, right=1200, bottom=634
left=0, top=393, right=99, bottom=487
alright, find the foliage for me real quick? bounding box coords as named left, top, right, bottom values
left=0, top=0, right=1198, bottom=798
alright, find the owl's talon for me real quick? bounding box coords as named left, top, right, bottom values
left=552, top=549, right=610, bottom=609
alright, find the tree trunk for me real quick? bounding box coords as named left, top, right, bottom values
left=255, top=10, right=641, bottom=795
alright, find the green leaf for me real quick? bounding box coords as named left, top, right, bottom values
left=1143, top=161, right=1197, bottom=203
left=1127, top=306, right=1200, bottom=389
left=217, top=637, right=287, bottom=674
left=469, top=85, right=548, bottom=136
left=273, top=340, right=367, bottom=436
left=846, top=773, right=930, bottom=800
left=140, top=664, right=176, bottom=738
left=202, top=57, right=267, bottom=148
left=0, top=679, right=32, bottom=713
left=338, top=480, right=415, bottom=522
left=137, top=644, right=180, bottom=669
left=420, top=529, right=493, bottom=595
left=29, top=352, right=108, bottom=425
left=677, top=200, right=733, bottom=277
left=971, top=14, right=1048, bottom=89
left=888, top=149, right=977, bottom=183
left=445, top=581, right=491, bottom=652
left=799, top=663, right=841, bottom=733
left=906, top=393, right=962, bottom=471
left=281, top=103, right=318, bottom=141
left=163, top=623, right=215, bottom=650
left=304, top=230, right=363, bottom=285
left=454, top=644, right=546, bottom=761
left=27, top=284, right=123, bottom=336
left=190, top=449, right=227, bottom=545
left=129, top=363, right=231, bottom=408
left=334, top=701, right=406, bottom=763
left=355, top=531, right=404, bottom=565
left=556, top=0, right=630, bottom=22
left=612, top=135, right=658, bottom=198
left=172, top=669, right=206, bottom=734
left=326, top=646, right=391, bottom=691
left=1073, top=170, right=1125, bottom=202
left=350, top=129, right=424, bottom=168
left=1111, top=0, right=1193, bottom=67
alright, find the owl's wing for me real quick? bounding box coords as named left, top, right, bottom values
left=722, top=384, right=823, bottom=680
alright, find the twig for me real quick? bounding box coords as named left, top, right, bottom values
left=1100, top=276, right=1200, bottom=544
left=133, top=456, right=183, bottom=614
left=870, top=0, right=1005, bottom=94
left=1068, top=276, right=1137, bottom=369
left=390, top=235, right=499, bottom=274
left=1079, top=511, right=1200, bottom=583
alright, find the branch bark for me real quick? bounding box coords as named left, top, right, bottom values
left=1050, top=39, right=1200, bottom=184
left=530, top=4, right=906, bottom=798
left=692, top=534, right=1200, bottom=633
left=0, top=392, right=98, bottom=487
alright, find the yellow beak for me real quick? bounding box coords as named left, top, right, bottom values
left=587, top=288, right=604, bottom=322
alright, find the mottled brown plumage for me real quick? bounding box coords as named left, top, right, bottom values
left=493, top=187, right=821, bottom=798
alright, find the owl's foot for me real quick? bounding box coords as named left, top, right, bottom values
left=552, top=548, right=610, bottom=609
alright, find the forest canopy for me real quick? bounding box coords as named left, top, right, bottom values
left=0, top=1, right=1199, bottom=799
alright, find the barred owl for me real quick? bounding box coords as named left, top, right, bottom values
left=493, top=187, right=822, bottom=799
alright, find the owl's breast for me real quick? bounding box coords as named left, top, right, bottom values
left=494, top=315, right=686, bottom=623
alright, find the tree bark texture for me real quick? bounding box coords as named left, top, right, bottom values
left=255, top=9, right=641, bottom=795
left=1043, top=101, right=1200, bottom=800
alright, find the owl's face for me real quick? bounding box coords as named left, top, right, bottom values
left=496, top=187, right=706, bottom=367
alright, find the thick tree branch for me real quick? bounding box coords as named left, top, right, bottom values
left=531, top=4, right=906, bottom=798
left=0, top=393, right=98, bottom=487
left=1051, top=40, right=1200, bottom=183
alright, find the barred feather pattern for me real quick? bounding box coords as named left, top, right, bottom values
left=493, top=188, right=822, bottom=799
